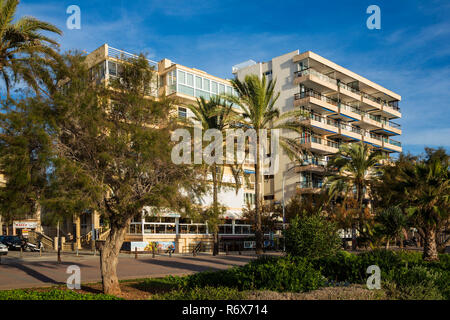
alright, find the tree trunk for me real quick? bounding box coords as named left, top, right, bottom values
left=385, top=237, right=390, bottom=249
left=212, top=164, right=219, bottom=256
left=100, top=222, right=128, bottom=295
left=254, top=133, right=263, bottom=254
left=423, top=227, right=439, bottom=261
left=213, top=232, right=219, bottom=256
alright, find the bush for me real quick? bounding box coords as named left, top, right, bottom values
left=284, top=215, right=341, bottom=259
left=159, top=256, right=324, bottom=293
left=151, top=286, right=244, bottom=300
left=0, top=289, right=121, bottom=300
left=384, top=265, right=445, bottom=300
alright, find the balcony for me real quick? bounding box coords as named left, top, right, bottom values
left=300, top=113, right=340, bottom=135
left=339, top=102, right=362, bottom=121
left=362, top=131, right=383, bottom=147
left=294, top=68, right=338, bottom=93
left=338, top=82, right=361, bottom=101
left=373, top=120, right=402, bottom=136
left=298, top=135, right=340, bottom=154
left=382, top=102, right=402, bottom=119
left=297, top=181, right=323, bottom=193
left=383, top=137, right=402, bottom=153
left=294, top=90, right=339, bottom=114
left=339, top=122, right=363, bottom=141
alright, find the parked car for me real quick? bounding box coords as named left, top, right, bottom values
left=0, top=235, right=39, bottom=251
left=0, top=243, right=8, bottom=255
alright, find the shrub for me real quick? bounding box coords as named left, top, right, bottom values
left=150, top=286, right=244, bottom=300
left=177, top=256, right=324, bottom=293
left=384, top=265, right=445, bottom=300
left=284, top=215, right=341, bottom=259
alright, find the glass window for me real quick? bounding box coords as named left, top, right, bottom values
left=196, top=76, right=202, bottom=89
left=177, top=70, right=186, bottom=84
left=186, top=73, right=194, bottom=86
left=226, top=86, right=232, bottom=95
left=108, top=61, right=117, bottom=76
left=203, top=79, right=210, bottom=91
left=178, top=84, right=194, bottom=96
left=211, top=81, right=218, bottom=94
left=178, top=107, right=187, bottom=119
left=195, top=90, right=210, bottom=100
left=219, top=84, right=225, bottom=94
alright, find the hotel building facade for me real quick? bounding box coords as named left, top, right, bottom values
left=1, top=44, right=402, bottom=252
left=232, top=50, right=401, bottom=206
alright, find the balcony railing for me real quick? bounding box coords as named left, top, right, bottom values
left=294, top=89, right=338, bottom=107
left=293, top=69, right=400, bottom=113
left=303, top=112, right=340, bottom=129
left=383, top=138, right=402, bottom=147
left=107, top=46, right=158, bottom=69
left=298, top=181, right=323, bottom=189
left=294, top=68, right=338, bottom=86
left=299, top=135, right=340, bottom=149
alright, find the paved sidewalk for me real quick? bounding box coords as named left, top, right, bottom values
left=0, top=252, right=268, bottom=290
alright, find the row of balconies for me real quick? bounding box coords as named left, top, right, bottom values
left=293, top=68, right=401, bottom=118
left=298, top=133, right=402, bottom=153
left=294, top=91, right=402, bottom=135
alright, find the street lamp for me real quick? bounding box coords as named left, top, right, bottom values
left=282, top=165, right=300, bottom=251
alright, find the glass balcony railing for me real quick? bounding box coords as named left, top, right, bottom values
left=303, top=112, right=339, bottom=129
left=293, top=69, right=400, bottom=114
left=299, top=135, right=341, bottom=149
left=383, top=138, right=402, bottom=147
left=294, top=68, right=338, bottom=86
left=298, top=181, right=324, bottom=189
left=294, top=89, right=338, bottom=106
left=339, top=102, right=362, bottom=115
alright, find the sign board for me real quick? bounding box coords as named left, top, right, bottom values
left=13, top=221, right=38, bottom=229
left=128, top=241, right=176, bottom=252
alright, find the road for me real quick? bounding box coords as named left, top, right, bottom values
left=0, top=251, right=263, bottom=290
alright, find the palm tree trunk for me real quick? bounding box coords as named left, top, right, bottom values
left=212, top=164, right=219, bottom=256
left=254, top=133, right=263, bottom=254
left=423, top=227, right=439, bottom=261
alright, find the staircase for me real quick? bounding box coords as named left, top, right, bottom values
left=28, top=230, right=54, bottom=251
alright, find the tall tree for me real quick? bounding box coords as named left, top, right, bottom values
left=50, top=53, right=204, bottom=294
left=226, top=74, right=306, bottom=254
left=375, top=206, right=408, bottom=249
left=0, top=97, right=52, bottom=233
left=326, top=142, right=385, bottom=249
left=185, top=96, right=239, bottom=255
left=0, top=0, right=62, bottom=96
left=397, top=148, right=449, bottom=260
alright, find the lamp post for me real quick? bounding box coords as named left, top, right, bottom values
left=282, top=165, right=300, bottom=252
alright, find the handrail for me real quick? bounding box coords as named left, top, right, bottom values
left=294, top=69, right=400, bottom=112
left=107, top=46, right=158, bottom=68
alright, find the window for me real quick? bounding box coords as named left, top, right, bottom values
left=178, top=84, right=194, bottom=96
left=219, top=84, right=225, bottom=94
left=244, top=193, right=255, bottom=205
left=178, top=70, right=186, bottom=84
left=196, top=76, right=202, bottom=89
left=263, top=70, right=272, bottom=76
left=178, top=107, right=187, bottom=119
left=203, top=79, right=210, bottom=91
left=186, top=73, right=194, bottom=86
left=211, top=81, right=218, bottom=94
left=108, top=61, right=117, bottom=77
left=226, top=86, right=232, bottom=95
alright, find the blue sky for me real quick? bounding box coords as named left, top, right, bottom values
left=17, top=0, right=450, bottom=155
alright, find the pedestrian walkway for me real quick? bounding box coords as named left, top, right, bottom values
left=0, top=252, right=274, bottom=290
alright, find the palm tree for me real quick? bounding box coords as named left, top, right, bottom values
left=398, top=149, right=449, bottom=261
left=375, top=206, right=408, bottom=249
left=0, top=0, right=62, bottom=96
left=186, top=96, right=239, bottom=255
left=326, top=142, right=385, bottom=249
left=226, top=74, right=306, bottom=254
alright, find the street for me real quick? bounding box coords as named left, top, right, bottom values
left=0, top=251, right=263, bottom=290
